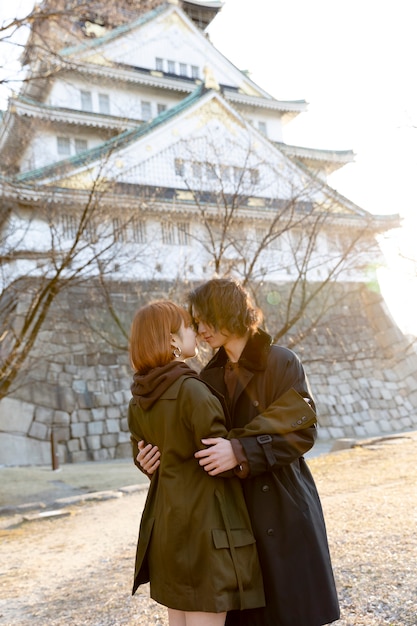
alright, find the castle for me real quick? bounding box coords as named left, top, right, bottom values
left=0, top=0, right=415, bottom=465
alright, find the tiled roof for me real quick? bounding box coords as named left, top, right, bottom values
left=60, top=4, right=169, bottom=58
left=15, top=84, right=207, bottom=183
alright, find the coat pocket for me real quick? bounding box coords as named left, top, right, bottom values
left=212, top=528, right=256, bottom=549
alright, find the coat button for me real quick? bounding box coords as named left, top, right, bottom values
left=267, top=528, right=274, bottom=536
left=261, top=484, right=270, bottom=492
left=253, top=400, right=259, bottom=407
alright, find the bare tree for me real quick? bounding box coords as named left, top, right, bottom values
left=166, top=135, right=389, bottom=358
left=0, top=158, right=158, bottom=399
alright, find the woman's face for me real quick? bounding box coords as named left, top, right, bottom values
left=173, top=321, right=197, bottom=359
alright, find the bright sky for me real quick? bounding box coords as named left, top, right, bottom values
left=1, top=0, right=417, bottom=333
left=211, top=0, right=417, bottom=335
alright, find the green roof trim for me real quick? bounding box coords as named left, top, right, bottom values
left=15, top=84, right=207, bottom=183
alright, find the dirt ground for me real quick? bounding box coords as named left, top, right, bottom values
left=1, top=432, right=416, bottom=626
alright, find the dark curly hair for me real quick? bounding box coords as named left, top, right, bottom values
left=187, top=278, right=263, bottom=337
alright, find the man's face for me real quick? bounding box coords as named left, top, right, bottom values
left=192, top=311, right=230, bottom=350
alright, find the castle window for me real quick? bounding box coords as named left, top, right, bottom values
left=256, top=227, right=267, bottom=243
left=57, top=136, right=71, bottom=156
left=131, top=218, right=146, bottom=243
left=249, top=168, right=260, bottom=185
left=155, top=57, right=164, bottom=71
left=161, top=221, right=176, bottom=245
left=167, top=60, right=176, bottom=74
left=141, top=101, right=152, bottom=121
left=161, top=221, right=190, bottom=245
left=177, top=222, right=190, bottom=245
left=233, top=166, right=244, bottom=184
left=192, top=162, right=202, bottom=178
left=258, top=121, right=267, bottom=135
left=174, top=158, right=185, bottom=177
left=98, top=93, right=110, bottom=115
left=113, top=217, right=127, bottom=242
left=179, top=63, right=188, bottom=77
left=191, top=65, right=199, bottom=79
left=205, top=162, right=217, bottom=180
left=157, top=103, right=167, bottom=115
left=75, top=139, right=88, bottom=154
left=61, top=214, right=78, bottom=238
left=80, top=90, right=93, bottom=112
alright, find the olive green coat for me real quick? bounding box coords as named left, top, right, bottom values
left=128, top=375, right=265, bottom=613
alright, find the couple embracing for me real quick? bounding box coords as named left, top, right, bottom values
left=127, top=278, right=340, bottom=626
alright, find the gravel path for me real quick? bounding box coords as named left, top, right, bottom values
left=1, top=432, right=416, bottom=625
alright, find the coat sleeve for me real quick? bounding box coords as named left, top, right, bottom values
left=127, top=398, right=152, bottom=477
left=232, top=347, right=317, bottom=475
left=227, top=388, right=316, bottom=438
left=237, top=427, right=317, bottom=475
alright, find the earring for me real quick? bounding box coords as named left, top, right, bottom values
left=173, top=346, right=182, bottom=358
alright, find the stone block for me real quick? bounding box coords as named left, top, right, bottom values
left=328, top=426, right=345, bottom=439
left=94, top=393, right=111, bottom=407
left=76, top=390, right=95, bottom=409
left=71, top=450, right=90, bottom=463
left=87, top=421, right=104, bottom=436
left=56, top=386, right=77, bottom=413
left=77, top=409, right=91, bottom=423
left=0, top=433, right=50, bottom=466
left=91, top=407, right=106, bottom=421
left=73, top=380, right=88, bottom=394
left=71, top=422, right=87, bottom=438
left=35, top=406, right=54, bottom=424
left=353, top=425, right=367, bottom=438
left=83, top=367, right=99, bottom=381
left=115, top=442, right=131, bottom=459
left=54, top=410, right=70, bottom=426
left=378, top=420, right=392, bottom=433
left=363, top=420, right=381, bottom=436
left=112, top=390, right=125, bottom=404
left=0, top=398, right=34, bottom=434
left=399, top=416, right=412, bottom=428
left=101, top=433, right=118, bottom=448
left=67, top=439, right=81, bottom=453
left=28, top=421, right=49, bottom=440
left=29, top=361, right=49, bottom=382
left=106, top=407, right=121, bottom=419
left=118, top=430, right=131, bottom=443
left=341, top=414, right=354, bottom=426
left=316, top=426, right=330, bottom=439
left=92, top=448, right=112, bottom=461
left=86, top=435, right=101, bottom=450
left=87, top=380, right=102, bottom=393
left=58, top=372, right=73, bottom=387
left=106, top=419, right=120, bottom=433
left=53, top=426, right=70, bottom=443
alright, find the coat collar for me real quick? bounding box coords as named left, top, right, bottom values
left=204, top=328, right=272, bottom=372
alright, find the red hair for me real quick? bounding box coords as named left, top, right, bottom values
left=129, top=300, right=191, bottom=374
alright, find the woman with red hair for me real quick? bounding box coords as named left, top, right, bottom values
left=127, top=300, right=265, bottom=626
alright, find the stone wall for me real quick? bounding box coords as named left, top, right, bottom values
left=1, top=280, right=416, bottom=466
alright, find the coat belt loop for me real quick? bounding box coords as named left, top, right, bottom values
left=256, top=434, right=275, bottom=467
